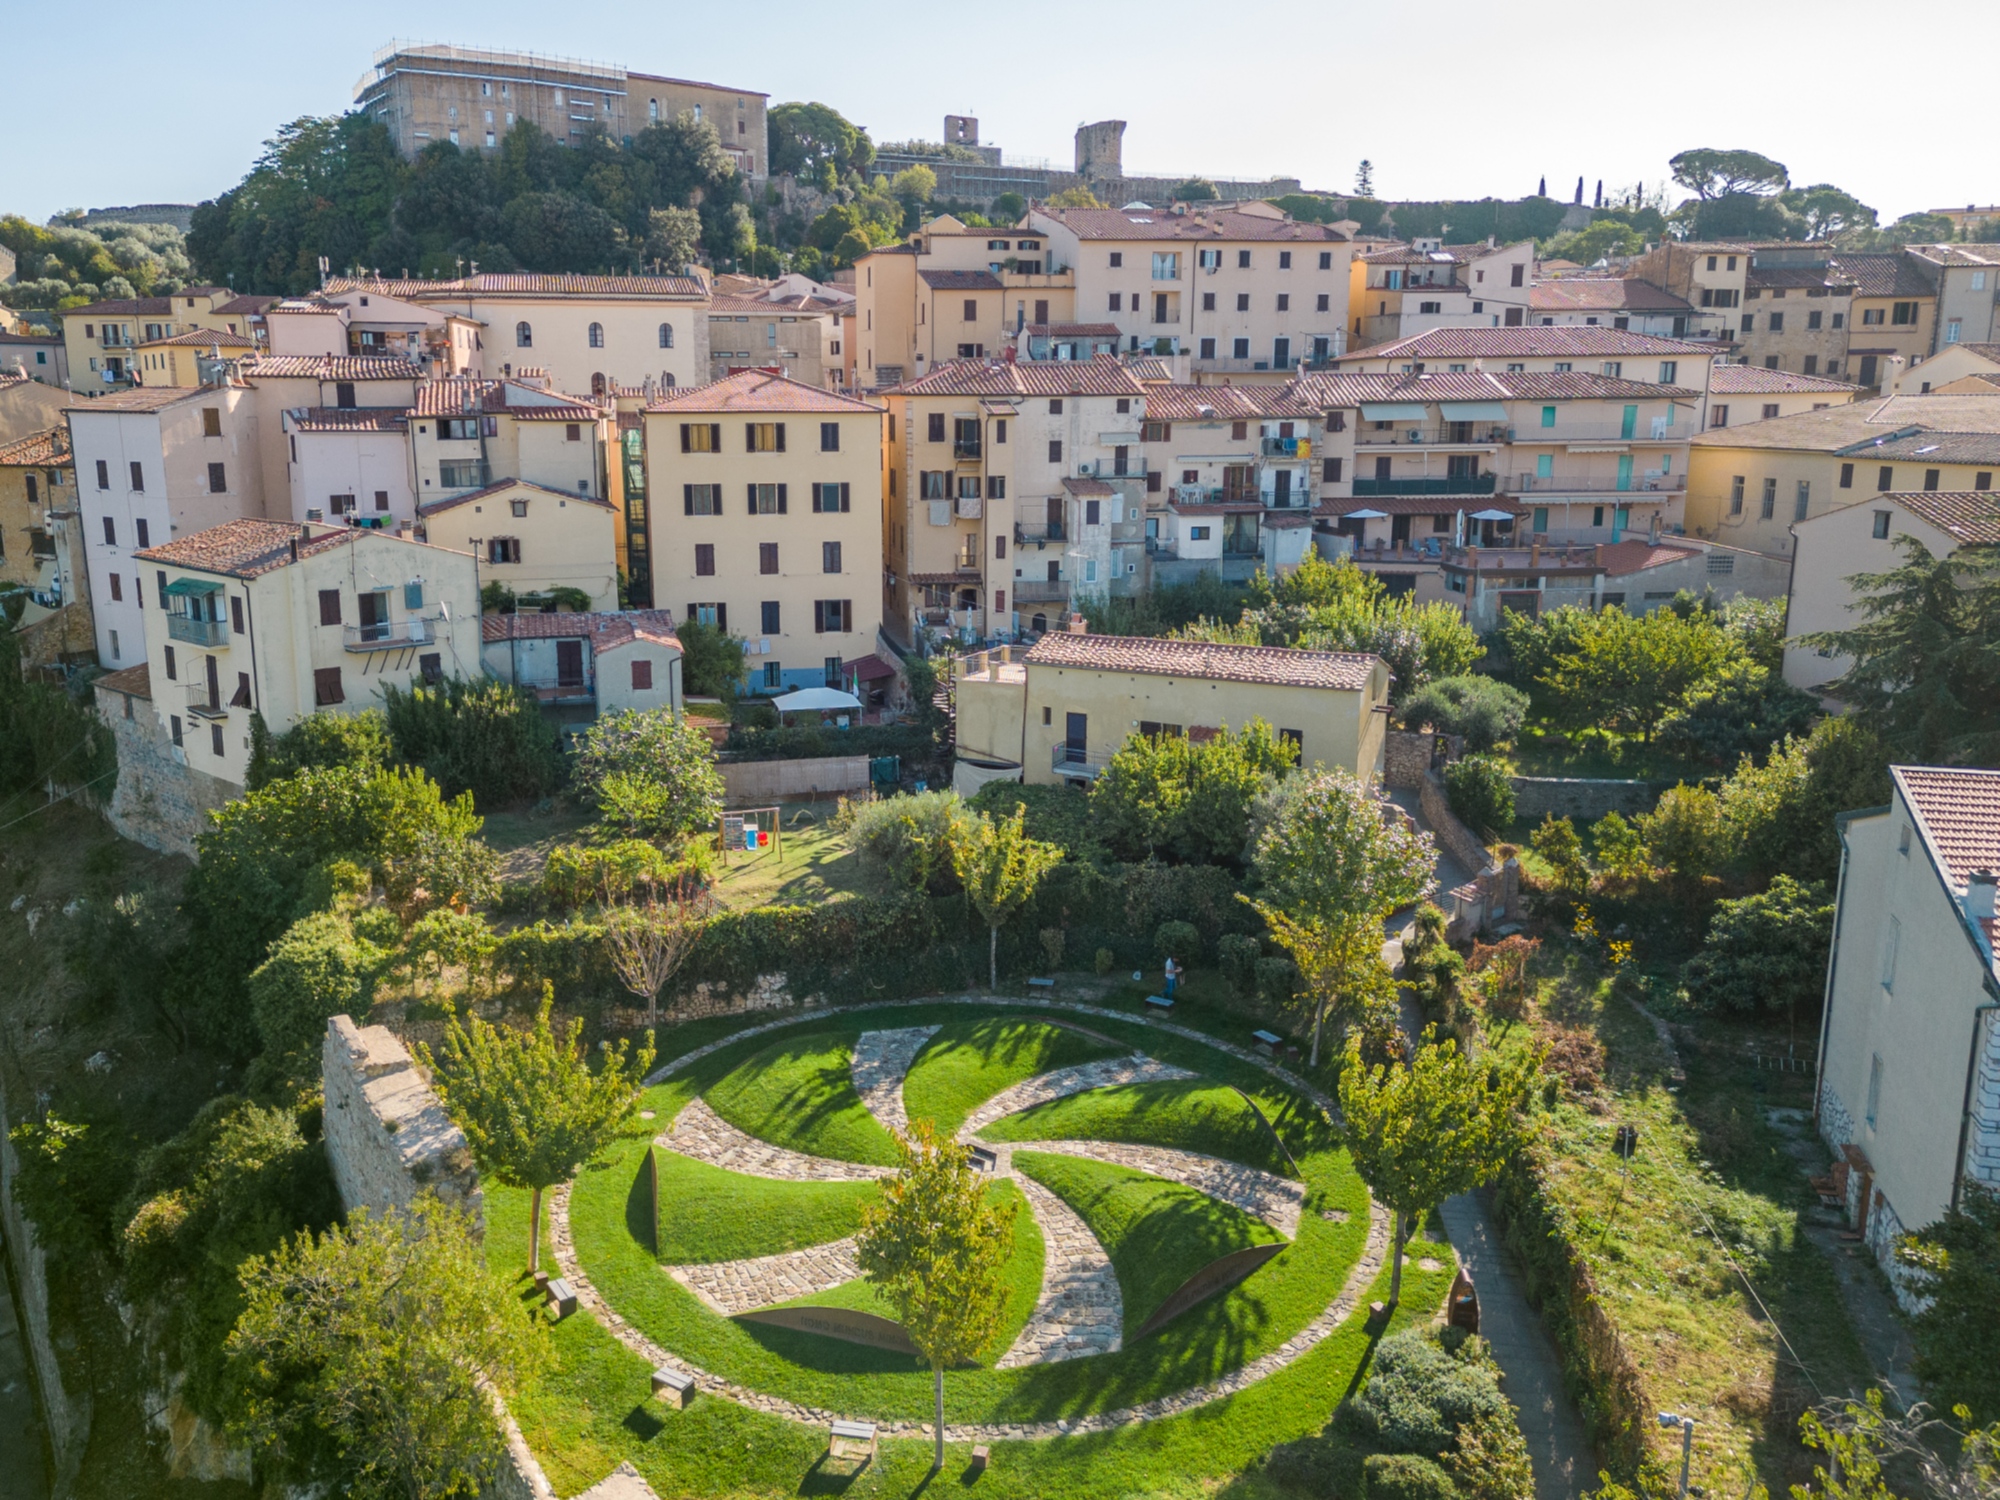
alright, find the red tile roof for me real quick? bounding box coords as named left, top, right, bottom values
left=1140, top=382, right=1319, bottom=421
left=0, top=331, right=61, bottom=345
left=1026, top=323, right=1120, bottom=338
left=284, top=407, right=410, bottom=434
left=64, top=297, right=173, bottom=318
left=888, top=352, right=1145, bottom=398
left=418, top=477, right=613, bottom=518
left=645, top=369, right=882, bottom=413
left=212, top=295, right=279, bottom=316
left=918, top=270, right=1004, bottom=291
left=1326, top=496, right=1526, bottom=517
left=409, top=378, right=602, bottom=418
left=1288, top=369, right=1693, bottom=405
left=133, top=518, right=354, bottom=577
left=1831, top=254, right=1935, bottom=299
left=1896, top=767, right=2000, bottom=892
left=1342, top=327, right=1714, bottom=362
left=242, top=354, right=422, bottom=382
left=1033, top=206, right=1349, bottom=243
left=1599, top=539, right=1706, bottom=576
left=63, top=386, right=206, bottom=414
left=93, top=663, right=152, bottom=700
left=0, top=426, right=71, bottom=467
left=480, top=608, right=681, bottom=652
left=326, top=273, right=707, bottom=300
left=137, top=328, right=258, bottom=349
left=1709, top=364, right=1859, bottom=396
left=1528, top=279, right=1694, bottom=314
left=1885, top=491, right=2000, bottom=544
left=1024, top=631, right=1380, bottom=691
left=707, top=291, right=845, bottom=316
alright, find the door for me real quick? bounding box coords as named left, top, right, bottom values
left=1034, top=299, right=1049, bottom=324
left=1859, top=355, right=1878, bottom=387
left=1373, top=455, right=1392, bottom=480
left=1616, top=454, right=1634, bottom=491
left=1391, top=514, right=1412, bottom=546
left=1063, top=712, right=1087, bottom=765
left=556, top=639, right=584, bottom=688
left=205, top=653, right=220, bottom=712
left=1113, top=444, right=1129, bottom=477
left=1272, top=338, right=1291, bottom=368
left=1620, top=404, right=1637, bottom=440
left=1613, top=505, right=1631, bottom=540
left=1446, top=454, right=1478, bottom=482
left=357, top=590, right=389, bottom=642
left=1274, top=469, right=1292, bottom=505
left=1046, top=496, right=1064, bottom=539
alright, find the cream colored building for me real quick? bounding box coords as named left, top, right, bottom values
left=480, top=609, right=683, bottom=713
left=643, top=370, right=884, bottom=694
left=64, top=296, right=179, bottom=391
left=130, top=517, right=482, bottom=788
left=408, top=377, right=610, bottom=505
left=1528, top=278, right=1701, bottom=337
left=1815, top=766, right=2000, bottom=1302
left=1784, top=489, right=2000, bottom=694
left=1333, top=325, right=1716, bottom=407
left=1843, top=254, right=1938, bottom=391
left=1892, top=341, right=2000, bottom=395
left=1026, top=202, right=1354, bottom=379
left=951, top=630, right=1390, bottom=789
left=1349, top=241, right=1537, bottom=347
left=420, top=478, right=620, bottom=611
left=706, top=290, right=847, bottom=389
left=1906, top=245, right=2000, bottom=353
left=0, top=329, right=69, bottom=385
left=1706, top=363, right=1858, bottom=429
left=132, top=328, right=259, bottom=388
left=1687, top=395, right=2000, bottom=557
left=0, top=425, right=73, bottom=594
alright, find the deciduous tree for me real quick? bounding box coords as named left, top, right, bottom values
left=952, top=805, right=1063, bottom=991
left=602, top=883, right=714, bottom=1024
left=573, top=708, right=725, bottom=848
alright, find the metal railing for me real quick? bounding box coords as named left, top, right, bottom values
left=953, top=439, right=982, bottom=461
left=1074, top=458, right=1147, bottom=478
left=1014, top=521, right=1066, bottom=544
left=1195, top=356, right=1300, bottom=373
left=167, top=613, right=228, bottom=647
left=1014, top=579, right=1070, bottom=603
left=1353, top=475, right=1497, bottom=497
left=185, top=683, right=227, bottom=720
left=1508, top=473, right=1686, bottom=494
left=344, top=614, right=441, bottom=652
left=1355, top=426, right=1510, bottom=446
left=1051, top=742, right=1114, bottom=778
left=1260, top=437, right=1314, bottom=457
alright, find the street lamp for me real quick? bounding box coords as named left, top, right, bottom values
left=1658, top=1412, right=1696, bottom=1500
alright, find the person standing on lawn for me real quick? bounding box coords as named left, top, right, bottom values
left=1163, top=956, right=1181, bottom=997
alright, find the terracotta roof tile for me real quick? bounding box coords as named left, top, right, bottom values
left=326, top=273, right=706, bottom=300
left=242, top=354, right=422, bottom=381
left=1140, top=382, right=1318, bottom=421
left=137, top=328, right=258, bottom=349
left=93, top=663, right=152, bottom=700
left=1529, top=279, right=1694, bottom=314
left=645, top=369, right=882, bottom=413
left=888, top=352, right=1145, bottom=398
left=133, top=518, right=354, bottom=577
left=1342, top=327, right=1713, bottom=362
left=1691, top=395, right=2000, bottom=452
left=1833, top=254, right=1935, bottom=299
left=64, top=297, right=173, bottom=318
left=918, top=270, right=1004, bottom=291
left=480, top=608, right=680, bottom=652
left=1710, top=364, right=1859, bottom=396
left=419, top=477, right=613, bottom=518
left=212, top=295, right=279, bottom=316
left=0, top=331, right=61, bottom=345
left=707, top=291, right=844, bottom=316
left=1599, top=539, right=1707, bottom=576
left=1287, top=369, right=1691, bottom=406
left=409, top=378, right=602, bottom=418
left=1856, top=432, right=2000, bottom=465
left=1027, top=323, right=1120, bottom=338
left=63, top=386, right=207, bottom=414
left=1033, top=206, right=1349, bottom=243
left=284, top=407, right=410, bottom=434
left=1895, top=766, right=2000, bottom=891
left=1024, top=631, right=1379, bottom=691
left=1883, top=490, right=2000, bottom=544
left=0, top=426, right=71, bottom=467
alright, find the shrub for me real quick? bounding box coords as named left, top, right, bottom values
left=677, top=618, right=747, bottom=696
left=1091, top=720, right=1297, bottom=864
left=540, top=839, right=707, bottom=910
left=1255, top=955, right=1300, bottom=1006
left=1218, top=933, right=1262, bottom=996
left=850, top=790, right=974, bottom=895
left=1528, top=814, right=1590, bottom=904
left=970, top=780, right=1102, bottom=860
left=723, top=721, right=936, bottom=764
left=378, top=679, right=563, bottom=808
left=1400, top=676, right=1529, bottom=753
left=1038, top=928, right=1065, bottom=971
left=1635, top=783, right=1727, bottom=887
left=1898, top=1183, right=2000, bottom=1423
left=5, top=1113, right=134, bottom=1260
left=574, top=708, right=724, bottom=845
left=1589, top=811, right=1651, bottom=883
left=1265, top=1437, right=1367, bottom=1498
left=1655, top=657, right=1818, bottom=765
left=1155, top=919, right=1201, bottom=964
left=248, top=910, right=386, bottom=1085
left=247, top=709, right=391, bottom=789
left=1720, top=716, right=1891, bottom=885
left=1441, top=1408, right=1533, bottom=1500
left=1364, top=1453, right=1458, bottom=1500
left=1680, top=874, right=1833, bottom=1024
left=1348, top=1329, right=1511, bottom=1459
left=1444, top=755, right=1514, bottom=836
left=1539, top=1025, right=1606, bottom=1100
left=1093, top=946, right=1115, bottom=975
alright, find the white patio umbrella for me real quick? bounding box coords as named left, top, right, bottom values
left=1343, top=508, right=1390, bottom=520
left=1467, top=508, right=1516, bottom=522
left=770, top=687, right=863, bottom=713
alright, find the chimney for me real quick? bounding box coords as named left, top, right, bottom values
left=1067, top=614, right=1088, bottom=634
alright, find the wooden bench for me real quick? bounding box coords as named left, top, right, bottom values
left=545, top=1277, right=578, bottom=1320
left=1143, top=994, right=1174, bottom=1013
left=1027, top=976, right=1056, bottom=993
left=1252, top=1030, right=1283, bottom=1056
left=829, top=1419, right=878, bottom=1462
left=651, top=1366, right=694, bottom=1409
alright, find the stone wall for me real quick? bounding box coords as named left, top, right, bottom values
left=719, top=755, right=870, bottom=805
left=96, top=689, right=235, bottom=859
left=1510, top=777, right=1665, bottom=823
left=321, top=1017, right=482, bottom=1234
left=1382, top=730, right=1433, bottom=789
left=0, top=1073, right=90, bottom=1491
left=15, top=601, right=95, bottom=671
left=1418, top=770, right=1490, bottom=880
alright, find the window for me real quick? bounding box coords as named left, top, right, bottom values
left=1316, top=293, right=1330, bottom=313
left=1948, top=319, right=1964, bottom=343
left=319, top=588, right=341, bottom=625
left=488, top=538, right=521, bottom=564
left=694, top=543, right=715, bottom=576
left=689, top=603, right=725, bottom=628
left=109, top=629, right=120, bottom=660
left=1713, top=405, right=1730, bottom=428
left=1762, top=403, right=1781, bottom=419
left=102, top=516, right=116, bottom=545
left=823, top=541, right=842, bottom=573
left=1742, top=314, right=1755, bottom=334
left=588, top=322, right=604, bottom=348
left=1760, top=477, right=1777, bottom=519
left=760, top=541, right=779, bottom=574
left=1278, top=293, right=1292, bottom=312
left=819, top=421, right=840, bottom=452
left=684, top=483, right=721, bottom=515
left=201, top=405, right=222, bottom=438
left=1880, top=915, right=1900, bottom=992
left=750, top=483, right=786, bottom=514
left=1109, top=252, right=1122, bottom=268
left=1866, top=1054, right=1883, bottom=1130
left=1232, top=337, right=1250, bottom=359
left=1322, top=457, right=1343, bottom=483
left=1803, top=355, right=1819, bottom=375
left=1891, top=301, right=1918, bottom=326
left=1199, top=337, right=1216, bottom=359
left=1978, top=472, right=1993, bottom=491
left=1658, top=361, right=1678, bottom=385
left=1048, top=439, right=1063, bottom=463
left=920, top=471, right=946, bottom=499
left=658, top=323, right=674, bottom=348
left=1189, top=525, right=1211, bottom=540
left=994, top=419, right=1007, bottom=444
left=1976, top=271, right=1990, bottom=291
left=1151, top=252, right=1179, bottom=279
left=1924, top=468, right=1941, bottom=491
left=746, top=422, right=786, bottom=452
left=1237, top=249, right=1251, bottom=269
left=1278, top=250, right=1292, bottom=270
left=1795, top=480, right=1811, bottom=521
left=516, top=321, right=533, bottom=347
left=1109, top=292, right=1122, bottom=312
left=130, top=461, right=145, bottom=492
left=927, top=412, right=946, bottom=443
left=1724, top=475, right=1745, bottom=516
left=95, top=459, right=108, bottom=490
left=1235, top=292, right=1250, bottom=312
left=1418, top=300, right=1439, bottom=315
left=313, top=667, right=344, bottom=706
left=812, top=482, right=851, bottom=512
left=962, top=298, right=978, bottom=321
left=1879, top=466, right=1894, bottom=491
left=1806, top=310, right=1822, bottom=331
left=681, top=422, right=721, bottom=453
left=108, top=572, right=122, bottom=602
left=1540, top=405, right=1556, bottom=429
left=1085, top=499, right=1101, bottom=526
left=566, top=423, right=581, bottom=442
left=1601, top=362, right=1622, bottom=378
left=813, top=599, right=852, bottom=632
left=760, top=601, right=781, bottom=634
left=628, top=655, right=654, bottom=693
left=1116, top=398, right=1131, bottom=415
left=1048, top=399, right=1063, bottom=415
left=1769, top=314, right=1785, bottom=333
left=1872, top=510, right=1892, bottom=539
left=1862, top=307, right=1885, bottom=326
left=1840, top=462, right=1855, bottom=489
left=762, top=661, right=782, bottom=689
left=207, top=462, right=226, bottom=493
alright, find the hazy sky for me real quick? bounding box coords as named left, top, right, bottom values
left=4, top=0, right=1990, bottom=226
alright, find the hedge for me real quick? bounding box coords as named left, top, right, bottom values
left=721, top=722, right=938, bottom=764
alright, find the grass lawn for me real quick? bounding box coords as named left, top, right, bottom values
left=901, top=1016, right=1126, bottom=1138
left=708, top=800, right=884, bottom=910
left=1490, top=947, right=1874, bottom=1492
left=478, top=800, right=597, bottom=883
left=760, top=1178, right=1044, bottom=1366
left=1014, top=1152, right=1286, bottom=1339
left=701, top=1028, right=900, bottom=1166
left=985, top=1079, right=1300, bottom=1178
left=652, top=1149, right=882, bottom=1264
left=1505, top=725, right=1711, bottom=786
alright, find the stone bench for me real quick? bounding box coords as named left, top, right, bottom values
left=968, top=1144, right=999, bottom=1174
left=1251, top=1030, right=1283, bottom=1055
left=1143, top=994, right=1174, bottom=1013
left=651, top=1366, right=694, bottom=1409
left=546, top=1277, right=578, bottom=1320
left=1027, top=976, right=1056, bottom=992
left=829, top=1419, right=877, bottom=1461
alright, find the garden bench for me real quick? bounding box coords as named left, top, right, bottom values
left=969, top=1145, right=999, bottom=1174
left=546, top=1277, right=578, bottom=1320
left=651, top=1366, right=694, bottom=1409
left=1143, top=994, right=1174, bottom=1013
left=1027, top=976, right=1056, bottom=993
left=829, top=1419, right=878, bottom=1461
left=1251, top=1030, right=1283, bottom=1055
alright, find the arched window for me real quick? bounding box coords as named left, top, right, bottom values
left=591, top=372, right=607, bottom=397
left=658, top=322, right=674, bottom=349
left=515, top=321, right=532, bottom=348
left=662, top=371, right=676, bottom=387
left=588, top=322, right=605, bottom=348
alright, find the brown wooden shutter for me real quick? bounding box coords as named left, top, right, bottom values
left=684, top=484, right=694, bottom=514
left=318, top=589, right=341, bottom=625
left=777, top=483, right=788, bottom=513
left=680, top=423, right=691, bottom=452
left=775, top=423, right=786, bottom=452
left=813, top=600, right=825, bottom=633
left=746, top=422, right=757, bottom=450
left=840, top=482, right=850, bottom=512
left=747, top=484, right=757, bottom=512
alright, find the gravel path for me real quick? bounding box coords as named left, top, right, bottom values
left=993, top=1174, right=1125, bottom=1367
left=959, top=1055, right=1198, bottom=1139
left=668, top=1237, right=864, bottom=1316
left=660, top=1098, right=894, bottom=1181
left=849, top=1025, right=940, bottom=1136
left=1016, top=1140, right=1305, bottom=1237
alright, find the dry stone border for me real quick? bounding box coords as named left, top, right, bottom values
left=661, top=1098, right=895, bottom=1182
left=668, top=1236, right=864, bottom=1316
left=850, top=1025, right=941, bottom=1135
left=1014, top=1140, right=1305, bottom=1238
left=993, top=1173, right=1124, bottom=1367
left=958, top=1055, right=1198, bottom=1139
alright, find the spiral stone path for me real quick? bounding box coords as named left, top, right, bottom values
left=849, top=1025, right=941, bottom=1135
left=1017, top=1140, right=1306, bottom=1237
left=994, top=1174, right=1124, bottom=1366
left=668, top=1236, right=864, bottom=1316
left=662, top=1098, right=894, bottom=1182
left=958, top=1055, right=1198, bottom=1139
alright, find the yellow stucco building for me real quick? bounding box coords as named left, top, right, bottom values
left=418, top=478, right=621, bottom=611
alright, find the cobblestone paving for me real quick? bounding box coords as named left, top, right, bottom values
left=668, top=1237, right=863, bottom=1315
left=958, top=1055, right=1198, bottom=1139
left=1019, top=1140, right=1305, bottom=1237
left=660, top=1098, right=894, bottom=1181
left=849, top=1025, right=940, bottom=1136
left=994, top=1174, right=1124, bottom=1367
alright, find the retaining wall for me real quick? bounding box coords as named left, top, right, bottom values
left=1509, top=777, right=1664, bottom=823
left=1382, top=730, right=1434, bottom=789
left=719, top=755, right=869, bottom=805
left=322, top=1017, right=482, bottom=1232
left=96, top=687, right=235, bottom=859
left=1418, top=770, right=1490, bottom=879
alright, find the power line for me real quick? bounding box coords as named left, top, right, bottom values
left=0, top=768, right=117, bottom=837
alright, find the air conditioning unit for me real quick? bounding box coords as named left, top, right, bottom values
left=407, top=618, right=427, bottom=643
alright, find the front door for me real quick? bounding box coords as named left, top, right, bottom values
left=1064, top=712, right=1087, bottom=765
left=556, top=639, right=584, bottom=688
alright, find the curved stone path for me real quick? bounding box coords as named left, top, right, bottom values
left=849, top=1025, right=940, bottom=1135
left=660, top=1098, right=894, bottom=1182
left=1017, top=1140, right=1305, bottom=1238
left=959, top=1055, right=1197, bottom=1139
left=669, top=1236, right=863, bottom=1316
left=994, top=1174, right=1124, bottom=1367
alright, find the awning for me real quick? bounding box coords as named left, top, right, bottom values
left=772, top=687, right=863, bottom=713
left=1439, top=401, right=1508, bottom=420
left=161, top=577, right=221, bottom=596
left=1468, top=508, right=1516, bottom=521
left=1342, top=507, right=1390, bottom=520
left=1359, top=402, right=1427, bottom=421
left=843, top=655, right=897, bottom=682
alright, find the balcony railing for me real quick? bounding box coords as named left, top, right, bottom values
left=436, top=462, right=491, bottom=490
left=1014, top=579, right=1070, bottom=603
left=185, top=683, right=227, bottom=720
left=344, top=614, right=441, bottom=652
left=1508, top=472, right=1687, bottom=494
left=1196, top=356, right=1300, bottom=373
left=1073, top=459, right=1147, bottom=478
left=166, top=613, right=228, bottom=647
left=1353, top=474, right=1498, bottom=497
left=1015, top=521, right=1066, bottom=544
left=1051, top=742, right=1114, bottom=779
left=953, top=439, right=982, bottom=461
left=1260, top=437, right=1314, bottom=457
left=1356, top=426, right=1511, bottom=447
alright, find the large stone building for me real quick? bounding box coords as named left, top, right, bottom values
left=353, top=42, right=768, bottom=185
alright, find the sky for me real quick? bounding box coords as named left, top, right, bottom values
left=4, top=0, right=1993, bottom=228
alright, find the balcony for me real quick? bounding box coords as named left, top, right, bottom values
left=1353, top=474, right=1498, bottom=497
left=953, top=439, right=983, bottom=462
left=1073, top=458, right=1147, bottom=479
left=1260, top=437, right=1315, bottom=458
left=1051, top=742, right=1114, bottom=779
left=185, top=683, right=227, bottom=721
left=166, top=613, right=228, bottom=647
left=436, top=462, right=491, bottom=490
left=1015, top=579, right=1070, bottom=603
left=1356, top=426, right=1510, bottom=447
left=344, top=614, right=442, bottom=652
left=1015, top=521, right=1067, bottom=545
left=1508, top=472, right=1687, bottom=495
left=1196, top=356, right=1300, bottom=373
